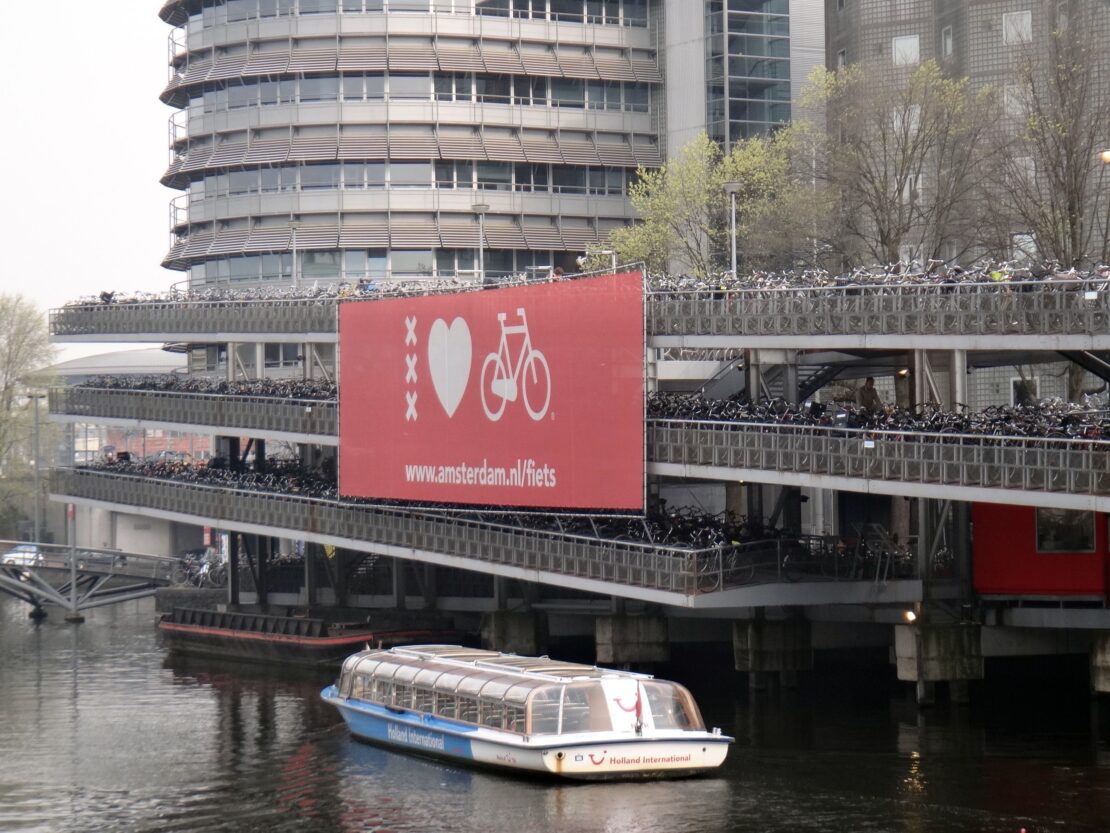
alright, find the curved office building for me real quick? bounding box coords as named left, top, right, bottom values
left=157, top=0, right=662, bottom=287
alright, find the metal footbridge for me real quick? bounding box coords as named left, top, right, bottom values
left=0, top=540, right=177, bottom=619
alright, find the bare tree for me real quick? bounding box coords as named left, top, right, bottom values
left=996, top=3, right=1110, bottom=265
left=0, top=294, right=55, bottom=536
left=810, top=61, right=1001, bottom=265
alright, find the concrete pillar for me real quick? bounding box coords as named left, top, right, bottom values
left=422, top=563, right=437, bottom=610
left=1091, top=633, right=1110, bottom=694
left=595, top=616, right=669, bottom=665
left=949, top=349, right=967, bottom=408
left=733, top=618, right=813, bottom=686
left=725, top=481, right=744, bottom=519
left=895, top=623, right=984, bottom=705
left=481, top=610, right=545, bottom=655
left=228, top=531, right=241, bottom=608
left=303, top=542, right=318, bottom=608
left=493, top=576, right=508, bottom=610
left=254, top=439, right=266, bottom=471
left=255, top=535, right=270, bottom=612
left=392, top=557, right=407, bottom=610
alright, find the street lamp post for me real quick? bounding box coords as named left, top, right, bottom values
left=30, top=393, right=44, bottom=544
left=723, top=182, right=741, bottom=279
left=472, top=203, right=490, bottom=284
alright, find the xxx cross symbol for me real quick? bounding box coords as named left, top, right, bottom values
left=405, top=354, right=418, bottom=384
left=405, top=316, right=418, bottom=346
left=405, top=391, right=418, bottom=421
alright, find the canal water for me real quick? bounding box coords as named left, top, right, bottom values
left=1, top=597, right=1108, bottom=833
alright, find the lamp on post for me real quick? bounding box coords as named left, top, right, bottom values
left=1101, top=149, right=1110, bottom=165
left=472, top=203, right=490, bottom=284
left=723, top=182, right=742, bottom=279
left=597, top=249, right=618, bottom=272
left=288, top=221, right=301, bottom=288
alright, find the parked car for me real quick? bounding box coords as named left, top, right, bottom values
left=2, top=544, right=43, bottom=567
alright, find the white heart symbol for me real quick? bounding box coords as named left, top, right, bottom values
left=427, top=317, right=472, bottom=418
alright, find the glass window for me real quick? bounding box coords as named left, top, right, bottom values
left=344, top=249, right=368, bottom=276
left=1036, top=509, right=1095, bottom=553
left=301, top=163, right=340, bottom=189
left=551, top=78, right=584, bottom=107
left=941, top=25, right=953, bottom=57
left=342, top=75, right=364, bottom=100
left=391, top=249, right=434, bottom=274
left=390, top=161, right=431, bottom=187
left=302, top=250, right=341, bottom=278
left=476, top=161, right=511, bottom=190
left=435, top=161, right=456, bottom=187
left=228, top=170, right=257, bottom=195
left=300, top=76, right=339, bottom=102
left=389, top=73, right=430, bottom=99
left=476, top=0, right=511, bottom=17
left=366, top=162, right=385, bottom=188
left=553, top=167, right=586, bottom=192
left=1003, top=10, right=1032, bottom=44
left=367, top=249, right=387, bottom=276
left=343, top=163, right=366, bottom=187
left=300, top=0, right=338, bottom=12
left=625, top=83, right=648, bottom=112
left=366, top=75, right=385, bottom=99
left=892, top=35, right=920, bottom=66
left=391, top=0, right=430, bottom=9
left=227, top=83, right=256, bottom=109
left=476, top=75, right=511, bottom=102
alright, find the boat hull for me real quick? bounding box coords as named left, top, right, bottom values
left=323, top=686, right=730, bottom=780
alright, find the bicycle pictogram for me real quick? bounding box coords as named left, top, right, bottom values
left=480, top=307, right=551, bottom=421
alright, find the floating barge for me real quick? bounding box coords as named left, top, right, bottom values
left=158, top=608, right=457, bottom=668
left=322, top=644, right=732, bottom=780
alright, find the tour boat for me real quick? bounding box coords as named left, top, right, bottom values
left=321, top=644, right=732, bottom=780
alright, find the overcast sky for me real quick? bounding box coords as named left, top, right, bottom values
left=0, top=4, right=177, bottom=359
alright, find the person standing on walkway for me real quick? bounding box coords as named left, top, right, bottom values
left=857, top=377, right=883, bottom=413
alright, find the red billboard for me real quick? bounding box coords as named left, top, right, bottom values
left=338, top=272, right=644, bottom=509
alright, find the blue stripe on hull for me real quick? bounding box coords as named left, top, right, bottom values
left=328, top=690, right=476, bottom=762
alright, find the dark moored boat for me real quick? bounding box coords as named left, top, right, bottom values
left=158, top=607, right=460, bottom=667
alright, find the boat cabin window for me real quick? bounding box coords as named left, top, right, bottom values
left=561, top=684, right=612, bottom=733
left=643, top=681, right=704, bottom=731
left=413, top=686, right=435, bottom=713
left=528, top=686, right=562, bottom=734
left=434, top=692, right=457, bottom=719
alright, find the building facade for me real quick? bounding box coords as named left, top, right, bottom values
left=158, top=0, right=822, bottom=289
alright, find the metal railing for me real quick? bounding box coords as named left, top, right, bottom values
left=650, top=419, right=1110, bottom=498
left=51, top=468, right=774, bottom=597
left=648, top=279, right=1110, bottom=339
left=50, top=388, right=1110, bottom=500
left=0, top=538, right=179, bottom=615
left=50, top=387, right=336, bottom=437
left=50, top=279, right=1110, bottom=341
left=49, top=297, right=337, bottom=338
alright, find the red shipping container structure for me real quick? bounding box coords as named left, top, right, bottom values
left=972, top=503, right=1109, bottom=596
left=338, top=272, right=645, bottom=510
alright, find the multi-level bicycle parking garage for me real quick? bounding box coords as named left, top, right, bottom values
left=43, top=270, right=1110, bottom=699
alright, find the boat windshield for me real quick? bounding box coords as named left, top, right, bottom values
left=642, top=681, right=704, bottom=731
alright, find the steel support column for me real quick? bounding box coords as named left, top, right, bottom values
left=392, top=557, right=407, bottom=610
